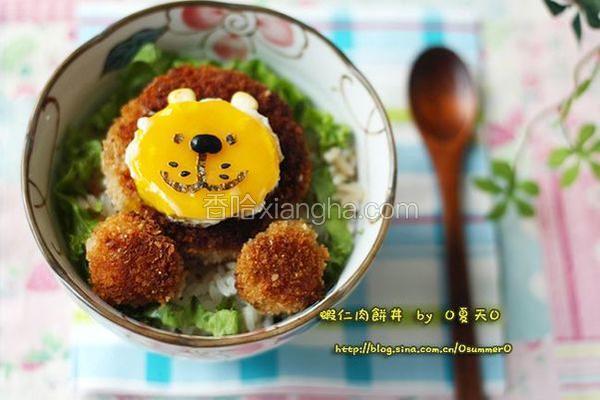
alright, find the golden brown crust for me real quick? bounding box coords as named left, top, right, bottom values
left=102, top=99, right=145, bottom=211
left=235, top=220, right=329, bottom=315
left=102, top=65, right=312, bottom=264
left=86, top=211, right=185, bottom=307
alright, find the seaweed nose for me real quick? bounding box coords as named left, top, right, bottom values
left=190, top=134, right=222, bottom=154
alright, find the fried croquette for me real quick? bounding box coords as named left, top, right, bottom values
left=86, top=211, right=185, bottom=306
left=235, top=220, right=329, bottom=315
left=102, top=65, right=311, bottom=265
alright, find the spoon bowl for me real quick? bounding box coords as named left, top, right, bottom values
left=409, top=47, right=477, bottom=142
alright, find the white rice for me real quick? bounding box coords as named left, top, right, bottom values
left=180, top=262, right=266, bottom=332
left=323, top=147, right=363, bottom=207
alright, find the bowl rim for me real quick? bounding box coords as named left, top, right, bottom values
left=22, top=0, right=397, bottom=348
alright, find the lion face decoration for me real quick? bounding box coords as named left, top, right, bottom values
left=125, top=88, right=283, bottom=225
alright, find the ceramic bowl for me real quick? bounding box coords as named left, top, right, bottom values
left=22, top=1, right=396, bottom=359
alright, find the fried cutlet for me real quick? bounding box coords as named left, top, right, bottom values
left=86, top=211, right=185, bottom=306
left=235, top=220, right=329, bottom=314
left=102, top=65, right=311, bottom=265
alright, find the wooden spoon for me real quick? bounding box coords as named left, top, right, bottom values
left=408, top=47, right=483, bottom=399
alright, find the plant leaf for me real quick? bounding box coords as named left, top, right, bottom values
left=559, top=59, right=597, bottom=121
left=543, top=0, right=569, bottom=15
left=572, top=13, right=582, bottom=41
left=474, top=177, right=503, bottom=194
left=576, top=123, right=596, bottom=148
left=487, top=201, right=508, bottom=220
left=591, top=162, right=600, bottom=180
left=590, top=140, right=600, bottom=153
left=560, top=96, right=574, bottom=121
left=574, top=78, right=592, bottom=98
left=519, top=180, right=540, bottom=196
left=515, top=198, right=536, bottom=217
left=579, top=0, right=600, bottom=28
left=560, top=163, right=580, bottom=186
left=548, top=147, right=571, bottom=168
left=491, top=160, right=513, bottom=180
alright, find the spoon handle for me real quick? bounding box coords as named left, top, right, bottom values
left=430, top=142, right=484, bottom=400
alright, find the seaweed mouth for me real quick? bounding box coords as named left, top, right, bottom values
left=160, top=154, right=247, bottom=193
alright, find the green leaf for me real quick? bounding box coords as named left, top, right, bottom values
left=579, top=0, right=600, bottom=28
left=322, top=212, right=353, bottom=268
left=473, top=177, right=503, bottom=194
left=233, top=58, right=352, bottom=151
left=543, top=0, right=569, bottom=15
left=576, top=123, right=596, bottom=148
left=195, top=309, right=240, bottom=337
left=558, top=67, right=595, bottom=123
left=572, top=13, right=582, bottom=41
left=145, top=300, right=241, bottom=337
left=574, top=78, right=592, bottom=98
left=487, top=201, right=507, bottom=220
left=310, top=164, right=336, bottom=203
left=53, top=132, right=103, bottom=268
left=491, top=160, right=513, bottom=180
left=519, top=180, right=540, bottom=196
left=590, top=141, right=600, bottom=153
left=560, top=96, right=574, bottom=121
left=548, top=147, right=571, bottom=168
left=515, top=198, right=535, bottom=217
left=591, top=162, right=600, bottom=179
left=149, top=303, right=191, bottom=330
left=560, top=163, right=581, bottom=186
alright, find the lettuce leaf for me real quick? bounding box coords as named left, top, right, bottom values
left=229, top=59, right=351, bottom=150
left=322, top=213, right=354, bottom=287
left=145, top=299, right=241, bottom=337
left=53, top=128, right=103, bottom=271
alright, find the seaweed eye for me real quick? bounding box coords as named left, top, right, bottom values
left=173, top=133, right=184, bottom=144
left=225, top=134, right=236, bottom=145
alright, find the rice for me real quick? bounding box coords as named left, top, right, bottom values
left=180, top=262, right=266, bottom=332
left=324, top=147, right=363, bottom=207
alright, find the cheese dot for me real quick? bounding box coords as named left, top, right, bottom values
left=231, top=91, right=258, bottom=111
left=167, top=88, right=196, bottom=104
left=137, top=117, right=151, bottom=132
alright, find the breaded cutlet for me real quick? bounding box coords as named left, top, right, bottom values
left=86, top=211, right=185, bottom=306
left=102, top=65, right=311, bottom=265
left=235, top=220, right=329, bottom=315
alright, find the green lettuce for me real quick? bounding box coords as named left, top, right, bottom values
left=229, top=59, right=352, bottom=150
left=53, top=129, right=103, bottom=271
left=145, top=298, right=241, bottom=336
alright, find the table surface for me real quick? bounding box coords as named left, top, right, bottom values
left=1, top=0, right=599, bottom=399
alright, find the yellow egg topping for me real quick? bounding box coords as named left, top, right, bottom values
left=125, top=89, right=282, bottom=224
